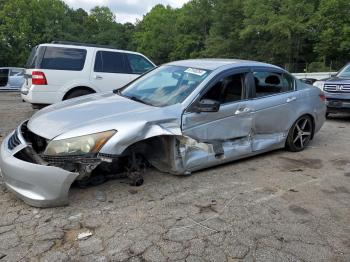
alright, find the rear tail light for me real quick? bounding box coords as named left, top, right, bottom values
left=32, top=71, right=47, bottom=85
left=319, top=93, right=326, bottom=102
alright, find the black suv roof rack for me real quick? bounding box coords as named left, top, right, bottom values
left=50, top=41, right=122, bottom=50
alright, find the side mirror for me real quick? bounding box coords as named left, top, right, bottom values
left=330, top=73, right=337, bottom=78
left=195, top=99, right=220, bottom=113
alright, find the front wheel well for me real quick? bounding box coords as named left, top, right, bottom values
left=63, top=86, right=96, bottom=100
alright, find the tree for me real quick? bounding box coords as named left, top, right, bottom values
left=312, top=0, right=350, bottom=69
left=240, top=0, right=318, bottom=71
left=133, top=5, right=178, bottom=64
left=170, top=0, right=214, bottom=60
left=203, top=0, right=246, bottom=58
left=0, top=0, right=70, bottom=66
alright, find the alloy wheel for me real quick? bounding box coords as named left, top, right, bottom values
left=292, top=117, right=312, bottom=150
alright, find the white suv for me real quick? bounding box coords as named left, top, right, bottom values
left=21, top=41, right=155, bottom=108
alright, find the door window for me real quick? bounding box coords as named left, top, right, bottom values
left=253, top=71, right=294, bottom=97
left=10, top=68, right=24, bottom=76
left=126, top=54, right=154, bottom=74
left=94, top=51, right=127, bottom=73
left=202, top=73, right=245, bottom=104
left=40, top=47, right=86, bottom=71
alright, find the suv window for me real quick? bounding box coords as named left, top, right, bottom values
left=40, top=47, right=86, bottom=71
left=94, top=51, right=127, bottom=73
left=10, top=68, right=24, bottom=76
left=253, top=71, right=294, bottom=97
left=26, top=46, right=45, bottom=69
left=202, top=73, right=245, bottom=104
left=126, top=54, right=154, bottom=74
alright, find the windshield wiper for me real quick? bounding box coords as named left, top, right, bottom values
left=114, top=89, right=151, bottom=105
left=128, top=96, right=153, bottom=106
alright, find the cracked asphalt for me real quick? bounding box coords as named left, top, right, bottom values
left=0, top=92, right=349, bottom=262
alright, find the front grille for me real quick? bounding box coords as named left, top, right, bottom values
left=324, top=84, right=350, bottom=93
left=8, top=129, right=21, bottom=150
left=20, top=121, right=47, bottom=153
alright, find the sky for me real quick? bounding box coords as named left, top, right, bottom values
left=63, top=0, right=190, bottom=24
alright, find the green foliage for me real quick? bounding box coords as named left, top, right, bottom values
left=133, top=5, right=178, bottom=64
left=307, top=61, right=330, bottom=72
left=0, top=0, right=349, bottom=72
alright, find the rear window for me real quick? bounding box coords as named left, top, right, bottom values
left=94, top=51, right=127, bottom=73
left=25, top=46, right=44, bottom=69
left=40, top=47, right=87, bottom=71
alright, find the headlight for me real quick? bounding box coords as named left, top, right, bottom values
left=313, top=81, right=325, bottom=90
left=44, top=130, right=116, bottom=156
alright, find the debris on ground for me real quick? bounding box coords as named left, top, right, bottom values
left=76, top=231, right=93, bottom=241
left=95, top=191, right=107, bottom=202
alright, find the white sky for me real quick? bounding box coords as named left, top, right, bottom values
left=63, top=0, right=190, bottom=24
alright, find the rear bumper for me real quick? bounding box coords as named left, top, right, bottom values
left=21, top=85, right=61, bottom=105
left=0, top=129, right=79, bottom=207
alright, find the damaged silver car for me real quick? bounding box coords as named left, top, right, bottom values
left=0, top=59, right=326, bottom=207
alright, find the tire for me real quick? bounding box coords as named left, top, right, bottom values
left=286, top=115, right=313, bottom=152
left=64, top=89, right=94, bottom=100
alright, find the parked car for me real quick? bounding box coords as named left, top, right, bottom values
left=313, top=63, right=350, bottom=115
left=0, top=67, right=25, bottom=91
left=21, top=41, right=156, bottom=108
left=300, top=78, right=317, bottom=85
left=0, top=59, right=326, bottom=207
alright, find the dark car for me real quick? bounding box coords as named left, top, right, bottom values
left=300, top=78, right=317, bottom=85
left=313, top=63, right=350, bottom=115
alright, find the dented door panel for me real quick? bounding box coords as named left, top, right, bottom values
left=182, top=101, right=254, bottom=141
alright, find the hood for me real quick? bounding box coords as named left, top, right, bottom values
left=323, top=77, right=350, bottom=84
left=28, top=92, right=182, bottom=140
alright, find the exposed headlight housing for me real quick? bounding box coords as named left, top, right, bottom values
left=313, top=81, right=325, bottom=90
left=44, top=130, right=116, bottom=156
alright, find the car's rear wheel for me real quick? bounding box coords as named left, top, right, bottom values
left=64, top=88, right=95, bottom=100
left=286, top=115, right=313, bottom=152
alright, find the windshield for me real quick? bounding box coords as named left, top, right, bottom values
left=120, top=65, right=211, bottom=107
left=337, top=64, right=350, bottom=78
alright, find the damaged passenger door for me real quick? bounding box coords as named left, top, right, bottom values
left=250, top=68, right=297, bottom=151
left=181, top=69, right=255, bottom=167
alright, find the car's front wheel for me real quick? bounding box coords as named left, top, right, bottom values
left=286, top=115, right=313, bottom=152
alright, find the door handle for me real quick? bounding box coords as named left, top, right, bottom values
left=235, top=107, right=251, bottom=115
left=286, top=96, right=297, bottom=103
left=94, top=75, right=103, bottom=80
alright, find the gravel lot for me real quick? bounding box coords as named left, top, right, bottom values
left=0, top=92, right=349, bottom=262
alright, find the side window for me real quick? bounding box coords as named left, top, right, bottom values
left=202, top=73, right=244, bottom=104
left=126, top=54, right=154, bottom=74
left=253, top=71, right=294, bottom=98
left=10, top=69, right=24, bottom=76
left=94, top=51, right=127, bottom=73
left=40, top=47, right=86, bottom=71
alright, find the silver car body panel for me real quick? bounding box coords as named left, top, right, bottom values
left=0, top=128, right=79, bottom=207
left=0, top=67, right=25, bottom=90
left=0, top=59, right=326, bottom=207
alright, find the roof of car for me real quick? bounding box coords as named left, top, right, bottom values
left=166, top=59, right=282, bottom=71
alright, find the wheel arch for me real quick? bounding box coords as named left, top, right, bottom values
left=62, top=86, right=96, bottom=101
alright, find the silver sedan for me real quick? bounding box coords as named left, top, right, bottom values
left=0, top=59, right=326, bottom=207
